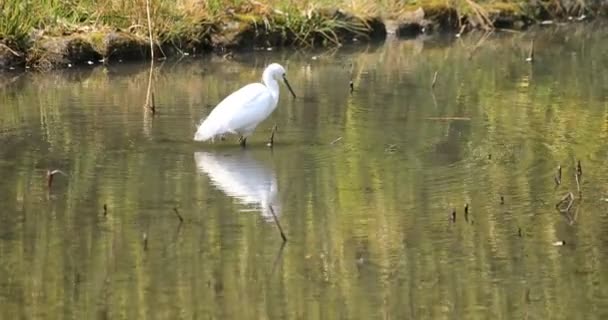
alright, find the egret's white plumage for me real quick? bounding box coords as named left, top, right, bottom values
left=194, top=151, right=280, bottom=220
left=194, top=63, right=296, bottom=145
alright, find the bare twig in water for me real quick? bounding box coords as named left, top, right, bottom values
left=142, top=232, right=148, bottom=251
left=576, top=160, right=582, bottom=178
left=526, top=39, right=535, bottom=62
left=173, top=207, right=184, bottom=223
left=330, top=137, right=343, bottom=145
left=268, top=205, right=287, bottom=242
left=270, top=241, right=287, bottom=276
left=554, top=165, right=562, bottom=185
left=267, top=124, right=278, bottom=147
left=575, top=171, right=581, bottom=194
left=431, top=71, right=438, bottom=89
left=467, top=30, right=493, bottom=60
left=556, top=192, right=574, bottom=213
left=47, top=169, right=67, bottom=188
left=570, top=205, right=580, bottom=225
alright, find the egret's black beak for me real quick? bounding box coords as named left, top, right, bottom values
left=282, top=75, right=296, bottom=99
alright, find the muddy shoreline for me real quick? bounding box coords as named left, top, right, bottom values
left=0, top=4, right=605, bottom=72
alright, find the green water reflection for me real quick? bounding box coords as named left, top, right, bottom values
left=1, top=23, right=608, bottom=319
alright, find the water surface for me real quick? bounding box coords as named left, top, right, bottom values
left=1, top=23, right=608, bottom=319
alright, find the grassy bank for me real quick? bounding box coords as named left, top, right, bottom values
left=0, top=0, right=607, bottom=70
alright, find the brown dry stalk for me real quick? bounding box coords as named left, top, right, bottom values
left=464, top=0, right=494, bottom=30
left=144, top=0, right=155, bottom=112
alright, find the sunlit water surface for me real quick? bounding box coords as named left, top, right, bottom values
left=1, top=24, right=608, bottom=319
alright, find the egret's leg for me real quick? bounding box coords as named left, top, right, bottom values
left=267, top=124, right=277, bottom=147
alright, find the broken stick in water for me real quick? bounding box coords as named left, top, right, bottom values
left=575, top=171, right=581, bottom=194
left=554, top=165, right=561, bottom=185
left=142, top=232, right=148, bottom=251
left=556, top=192, right=574, bottom=213
left=330, top=137, right=343, bottom=145
left=576, top=160, right=582, bottom=178
left=268, top=205, right=287, bottom=242
left=47, top=169, right=67, bottom=189
left=431, top=71, right=438, bottom=89
left=173, top=207, right=184, bottom=223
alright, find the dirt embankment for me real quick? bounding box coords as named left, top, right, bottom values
left=0, top=3, right=605, bottom=71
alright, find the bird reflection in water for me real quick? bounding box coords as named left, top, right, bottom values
left=194, top=150, right=280, bottom=221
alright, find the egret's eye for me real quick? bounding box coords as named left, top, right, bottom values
left=282, top=73, right=286, bottom=77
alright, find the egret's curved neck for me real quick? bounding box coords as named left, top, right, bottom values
left=262, top=71, right=280, bottom=101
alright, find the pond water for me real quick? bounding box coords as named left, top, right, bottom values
left=1, top=23, right=608, bottom=319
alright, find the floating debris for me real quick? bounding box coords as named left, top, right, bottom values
left=330, top=137, right=343, bottom=145
left=451, top=209, right=456, bottom=223
left=464, top=203, right=469, bottom=222
left=384, top=144, right=398, bottom=153
left=552, top=240, right=566, bottom=246
left=518, top=227, right=522, bottom=237
left=555, top=165, right=562, bottom=185
left=500, top=195, right=505, bottom=205
left=103, top=204, right=108, bottom=216
left=431, top=71, right=438, bottom=88
left=349, top=80, right=354, bottom=93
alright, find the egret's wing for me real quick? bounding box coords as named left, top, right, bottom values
left=195, top=83, right=267, bottom=140
left=222, top=85, right=275, bottom=134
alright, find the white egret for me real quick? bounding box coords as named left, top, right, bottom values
left=194, top=63, right=296, bottom=147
